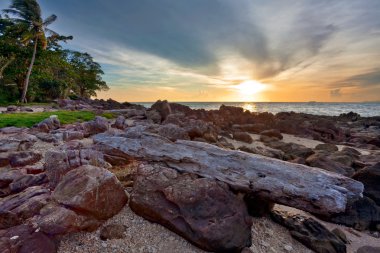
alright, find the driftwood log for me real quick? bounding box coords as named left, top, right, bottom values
left=93, top=131, right=364, bottom=216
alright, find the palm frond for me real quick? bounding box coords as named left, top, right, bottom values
left=43, top=14, right=57, bottom=26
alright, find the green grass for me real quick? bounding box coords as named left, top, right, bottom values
left=0, top=111, right=116, bottom=128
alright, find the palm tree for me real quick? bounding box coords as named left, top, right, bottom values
left=3, top=0, right=58, bottom=103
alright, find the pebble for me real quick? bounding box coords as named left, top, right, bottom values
left=284, top=244, right=293, bottom=252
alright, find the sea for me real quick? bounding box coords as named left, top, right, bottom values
left=135, top=102, right=380, bottom=117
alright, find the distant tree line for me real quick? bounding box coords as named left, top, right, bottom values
left=0, top=0, right=109, bottom=103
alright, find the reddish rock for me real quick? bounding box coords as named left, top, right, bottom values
left=0, top=153, right=9, bottom=167
left=233, top=132, right=253, bottom=144
left=0, top=186, right=50, bottom=228
left=62, top=130, right=84, bottom=142
left=9, top=151, right=42, bottom=167
left=111, top=115, right=127, bottom=129
left=129, top=164, right=252, bottom=252
left=353, top=162, right=380, bottom=206
left=33, top=115, right=60, bottom=132
left=306, top=153, right=355, bottom=177
left=0, top=225, right=56, bottom=253
left=0, top=170, right=24, bottom=188
left=151, top=100, right=172, bottom=121
left=52, top=165, right=128, bottom=220
left=80, top=116, right=109, bottom=137
left=9, top=174, right=47, bottom=193
left=260, top=129, right=283, bottom=140
left=157, top=124, right=190, bottom=142
left=37, top=204, right=102, bottom=235
left=100, top=224, right=127, bottom=240
left=315, top=143, right=339, bottom=152
left=45, top=148, right=110, bottom=188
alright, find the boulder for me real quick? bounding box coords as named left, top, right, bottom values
left=37, top=204, right=102, bottom=235
left=233, top=132, right=253, bottom=144
left=130, top=164, right=252, bottom=252
left=0, top=170, right=24, bottom=188
left=45, top=148, right=110, bottom=188
left=9, top=151, right=42, bottom=167
left=145, top=109, right=161, bottom=124
left=93, top=131, right=364, bottom=216
left=150, top=100, right=172, bottom=121
left=266, top=141, right=314, bottom=160
left=80, top=116, right=109, bottom=137
left=62, top=131, right=84, bottom=142
left=260, top=129, right=283, bottom=140
left=327, top=196, right=380, bottom=231
left=239, top=123, right=267, bottom=133
left=33, top=115, right=60, bottom=132
left=315, top=143, right=339, bottom=152
left=238, top=145, right=284, bottom=159
left=271, top=210, right=346, bottom=253
left=111, top=115, right=127, bottom=130
left=0, top=225, right=56, bottom=253
left=157, top=124, right=190, bottom=142
left=0, top=134, right=37, bottom=153
left=52, top=165, right=128, bottom=220
left=8, top=174, right=47, bottom=193
left=6, top=105, right=17, bottom=112
left=0, top=153, right=9, bottom=167
left=306, top=153, right=355, bottom=177
left=352, top=163, right=380, bottom=206
left=0, top=186, right=50, bottom=228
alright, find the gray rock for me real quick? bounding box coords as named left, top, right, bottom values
left=9, top=151, right=42, bottom=167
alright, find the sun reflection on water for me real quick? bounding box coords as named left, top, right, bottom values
left=242, top=103, right=258, bottom=112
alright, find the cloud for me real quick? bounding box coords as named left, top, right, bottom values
left=333, top=69, right=380, bottom=88
left=330, top=89, right=342, bottom=97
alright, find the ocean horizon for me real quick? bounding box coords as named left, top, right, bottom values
left=134, top=102, right=380, bottom=117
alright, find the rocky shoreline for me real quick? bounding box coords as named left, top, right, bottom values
left=0, top=99, right=379, bottom=253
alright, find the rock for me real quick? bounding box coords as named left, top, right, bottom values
left=353, top=163, right=380, bottom=205
left=260, top=129, right=283, bottom=140
left=52, top=165, right=128, bottom=220
left=9, top=174, right=47, bottom=193
left=99, top=224, right=126, bottom=240
left=271, top=210, right=346, bottom=253
left=265, top=141, right=314, bottom=160
left=0, top=127, right=26, bottom=135
left=6, top=105, right=17, bottom=112
left=260, top=135, right=281, bottom=143
left=0, top=170, right=24, bottom=188
left=241, top=248, right=254, bottom=253
left=244, top=194, right=274, bottom=217
left=157, top=124, right=190, bottom=142
left=328, top=196, right=380, bottom=231
left=284, top=245, right=293, bottom=252
left=26, top=164, right=45, bottom=174
left=93, top=130, right=364, bottom=216
left=184, top=119, right=215, bottom=140
left=0, top=153, right=9, bottom=167
left=33, top=132, right=61, bottom=143
left=145, top=109, right=161, bottom=124
left=233, top=132, right=253, bottom=144
left=306, top=153, right=355, bottom=177
left=62, top=131, right=84, bottom=142
left=9, top=151, right=42, bottom=167
left=0, top=134, right=37, bottom=152
left=151, top=100, right=172, bottom=121
left=0, top=225, right=56, bottom=253
left=315, top=143, right=339, bottom=152
left=331, top=228, right=348, bottom=244
left=80, top=116, right=109, bottom=137
left=19, top=107, right=33, bottom=112
left=45, top=148, right=110, bottom=188
left=0, top=186, right=50, bottom=227
left=130, top=164, right=252, bottom=252
left=240, top=123, right=267, bottom=133
left=357, top=246, right=380, bottom=253
left=33, top=115, right=60, bottom=132
left=238, top=145, right=284, bottom=159
left=0, top=211, right=22, bottom=229
left=111, top=115, right=127, bottom=129
left=37, top=204, right=102, bottom=235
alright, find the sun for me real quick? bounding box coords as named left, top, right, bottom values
left=236, top=80, right=266, bottom=95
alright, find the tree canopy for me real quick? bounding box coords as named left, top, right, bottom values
left=0, top=0, right=108, bottom=103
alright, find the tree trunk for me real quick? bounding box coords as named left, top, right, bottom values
left=21, top=37, right=38, bottom=103
left=0, top=55, right=15, bottom=80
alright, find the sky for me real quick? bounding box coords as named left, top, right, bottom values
left=1, top=0, right=380, bottom=102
